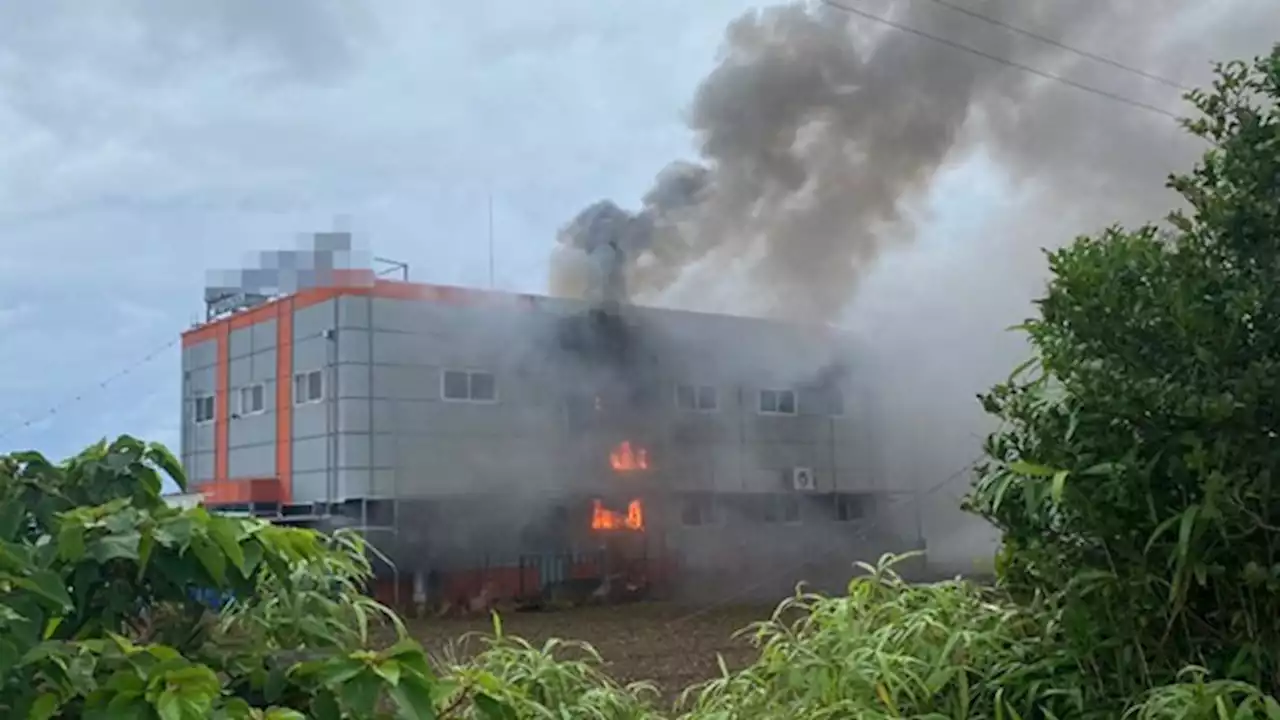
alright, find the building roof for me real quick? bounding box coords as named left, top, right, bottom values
left=182, top=268, right=850, bottom=349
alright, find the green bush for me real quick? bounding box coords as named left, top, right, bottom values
left=0, top=436, right=447, bottom=718
left=678, top=554, right=1079, bottom=719
left=966, top=42, right=1280, bottom=701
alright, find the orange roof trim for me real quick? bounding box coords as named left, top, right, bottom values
left=182, top=275, right=550, bottom=347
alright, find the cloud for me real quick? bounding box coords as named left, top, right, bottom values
left=0, top=0, right=762, bottom=455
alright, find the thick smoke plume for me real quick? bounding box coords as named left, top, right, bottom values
left=549, top=0, right=1279, bottom=322
left=548, top=0, right=1279, bottom=576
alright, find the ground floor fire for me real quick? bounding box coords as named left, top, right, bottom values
left=284, top=483, right=924, bottom=613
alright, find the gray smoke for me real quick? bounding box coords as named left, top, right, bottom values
left=549, top=0, right=1280, bottom=322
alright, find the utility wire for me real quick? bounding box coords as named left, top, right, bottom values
left=665, top=451, right=988, bottom=627
left=918, top=0, right=1191, bottom=91
left=820, top=0, right=1181, bottom=120
left=0, top=336, right=180, bottom=444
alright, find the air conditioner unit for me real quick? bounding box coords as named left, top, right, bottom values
left=790, top=466, right=816, bottom=492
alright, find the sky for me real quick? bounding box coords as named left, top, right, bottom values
left=0, top=0, right=988, bottom=458
left=0, top=0, right=772, bottom=458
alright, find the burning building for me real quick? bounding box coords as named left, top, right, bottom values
left=180, top=237, right=924, bottom=607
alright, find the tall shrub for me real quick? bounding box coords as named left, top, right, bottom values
left=0, top=436, right=441, bottom=718
left=967, top=45, right=1280, bottom=694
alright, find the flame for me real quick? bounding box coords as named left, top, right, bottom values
left=609, top=441, right=649, bottom=471
left=591, top=499, right=645, bottom=531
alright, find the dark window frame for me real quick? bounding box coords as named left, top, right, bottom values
left=441, top=369, right=499, bottom=403
left=675, top=383, right=718, bottom=412
left=758, top=388, right=798, bottom=415
left=237, top=383, right=266, bottom=416
left=193, top=395, right=216, bottom=424
left=293, top=369, right=324, bottom=405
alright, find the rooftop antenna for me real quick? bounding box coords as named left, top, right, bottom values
left=373, top=256, right=409, bottom=281
left=487, top=189, right=495, bottom=290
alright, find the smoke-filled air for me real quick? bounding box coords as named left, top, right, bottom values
left=548, top=0, right=1280, bottom=574
left=549, top=0, right=1280, bottom=322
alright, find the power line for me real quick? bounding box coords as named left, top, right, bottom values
left=918, top=0, right=1191, bottom=91
left=820, top=0, right=1180, bottom=120
left=0, top=336, right=180, bottom=444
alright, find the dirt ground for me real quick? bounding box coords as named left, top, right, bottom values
left=405, top=602, right=773, bottom=701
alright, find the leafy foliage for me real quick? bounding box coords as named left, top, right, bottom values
left=967, top=41, right=1280, bottom=705
left=679, top=554, right=1078, bottom=719
left=443, top=617, right=662, bottom=719
left=0, top=436, right=451, bottom=719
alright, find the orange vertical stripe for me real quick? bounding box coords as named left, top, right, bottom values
left=213, top=323, right=230, bottom=483
left=275, top=298, right=294, bottom=504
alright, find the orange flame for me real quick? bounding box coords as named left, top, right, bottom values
left=609, top=441, right=649, bottom=471
left=591, top=499, right=644, bottom=531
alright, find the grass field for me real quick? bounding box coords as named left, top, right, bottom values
left=407, top=602, right=773, bottom=702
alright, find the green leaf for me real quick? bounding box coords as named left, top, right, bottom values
left=1177, top=505, right=1200, bottom=564
left=104, top=508, right=138, bottom=534
left=1050, top=470, right=1070, bottom=504
left=1146, top=513, right=1182, bottom=555
left=240, top=540, right=264, bottom=577
left=56, top=523, right=86, bottom=563
left=190, top=536, right=227, bottom=586
left=308, top=690, right=342, bottom=720
left=42, top=615, right=63, bottom=640
left=373, top=658, right=401, bottom=687
left=146, top=443, right=187, bottom=492
left=387, top=674, right=438, bottom=720
left=474, top=693, right=518, bottom=720
left=1007, top=460, right=1058, bottom=478
left=207, top=518, right=246, bottom=577
left=136, top=529, right=155, bottom=582
left=154, top=515, right=196, bottom=550
left=17, top=569, right=73, bottom=611
left=337, top=670, right=383, bottom=717
left=1005, top=355, right=1039, bottom=383
left=0, top=502, right=25, bottom=542
left=27, top=692, right=60, bottom=720
left=257, top=664, right=285, bottom=705
left=384, top=640, right=433, bottom=681
left=154, top=692, right=184, bottom=720
left=1080, top=463, right=1118, bottom=477
left=0, top=638, right=19, bottom=678
left=311, top=657, right=366, bottom=687
left=89, top=531, right=142, bottom=563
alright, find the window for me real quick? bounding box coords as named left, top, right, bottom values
left=675, top=384, right=717, bottom=412
left=835, top=494, right=869, bottom=522
left=192, top=395, right=215, bottom=424
left=442, top=370, right=497, bottom=402
left=680, top=495, right=715, bottom=526
left=758, top=389, right=797, bottom=415
left=237, top=383, right=265, bottom=416
left=294, top=370, right=323, bottom=405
